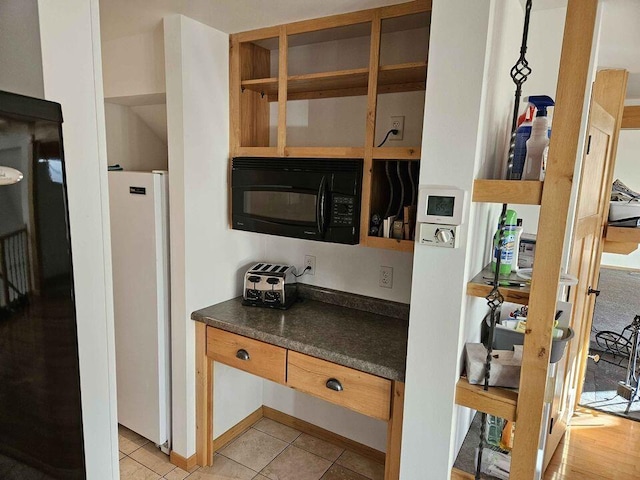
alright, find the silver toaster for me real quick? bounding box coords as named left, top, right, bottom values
left=242, top=262, right=298, bottom=309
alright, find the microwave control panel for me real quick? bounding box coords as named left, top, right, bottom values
left=331, top=196, right=355, bottom=226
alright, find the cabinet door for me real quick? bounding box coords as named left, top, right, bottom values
left=287, top=351, right=392, bottom=420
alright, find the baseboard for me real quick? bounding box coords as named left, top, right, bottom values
left=211, top=406, right=264, bottom=452
left=169, top=451, right=198, bottom=471
left=262, top=406, right=385, bottom=465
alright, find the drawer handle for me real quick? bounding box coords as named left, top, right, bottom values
left=236, top=349, right=250, bottom=361
left=325, top=378, right=343, bottom=392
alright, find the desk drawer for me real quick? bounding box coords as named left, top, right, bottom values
left=287, top=351, right=391, bottom=420
left=207, top=328, right=286, bottom=384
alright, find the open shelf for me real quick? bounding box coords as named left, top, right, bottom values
left=605, top=226, right=640, bottom=243
left=603, top=226, right=640, bottom=255
left=467, top=265, right=530, bottom=305
left=365, top=236, right=414, bottom=252
left=241, top=62, right=427, bottom=102
left=472, top=179, right=543, bottom=205
left=455, top=378, right=519, bottom=422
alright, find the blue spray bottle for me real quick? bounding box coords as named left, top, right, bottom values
left=522, top=95, right=555, bottom=181
left=510, top=104, right=535, bottom=180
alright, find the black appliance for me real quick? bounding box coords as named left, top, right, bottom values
left=0, top=90, right=85, bottom=479
left=231, top=157, right=362, bottom=244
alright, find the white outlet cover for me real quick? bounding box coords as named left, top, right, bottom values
left=379, top=266, right=393, bottom=288
left=390, top=115, right=404, bottom=141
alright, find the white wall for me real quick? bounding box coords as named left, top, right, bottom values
left=164, top=14, right=265, bottom=458
left=601, top=129, right=640, bottom=269
left=102, top=27, right=166, bottom=98
left=104, top=102, right=168, bottom=171
left=0, top=0, right=44, bottom=98
left=37, top=0, right=119, bottom=478
left=400, top=2, right=494, bottom=477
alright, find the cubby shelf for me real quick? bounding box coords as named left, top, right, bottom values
left=241, top=62, right=427, bottom=102
left=467, top=265, right=530, bottom=305
left=455, top=378, right=519, bottom=422
left=472, top=179, right=543, bottom=205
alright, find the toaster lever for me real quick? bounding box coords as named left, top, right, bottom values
left=266, top=277, right=280, bottom=285
left=236, top=349, right=250, bottom=361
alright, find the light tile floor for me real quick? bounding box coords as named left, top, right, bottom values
left=119, top=417, right=384, bottom=480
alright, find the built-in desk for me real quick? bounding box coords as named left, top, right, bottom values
left=191, top=288, right=409, bottom=479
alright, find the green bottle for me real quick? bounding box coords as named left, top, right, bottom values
left=491, top=209, right=518, bottom=275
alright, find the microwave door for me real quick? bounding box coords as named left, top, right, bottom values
left=235, top=185, right=325, bottom=240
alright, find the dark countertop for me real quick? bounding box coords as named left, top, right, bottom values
left=191, top=295, right=409, bottom=382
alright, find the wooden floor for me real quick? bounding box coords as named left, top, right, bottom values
left=544, top=407, right=640, bottom=479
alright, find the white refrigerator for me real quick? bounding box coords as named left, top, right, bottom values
left=109, top=170, right=171, bottom=450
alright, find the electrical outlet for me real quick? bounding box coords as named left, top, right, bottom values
left=304, top=255, right=316, bottom=276
left=379, top=266, right=393, bottom=288
left=390, top=115, right=404, bottom=141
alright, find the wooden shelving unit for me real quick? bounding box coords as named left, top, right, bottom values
left=455, top=379, right=518, bottom=422
left=230, top=0, right=431, bottom=252
left=472, top=179, right=543, bottom=205
left=466, top=265, right=530, bottom=305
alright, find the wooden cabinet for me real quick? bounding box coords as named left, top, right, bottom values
left=287, top=351, right=392, bottom=421
left=197, top=325, right=404, bottom=479
left=229, top=0, right=431, bottom=252
left=206, top=328, right=287, bottom=384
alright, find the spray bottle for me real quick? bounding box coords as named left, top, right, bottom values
left=510, top=104, right=536, bottom=180
left=491, top=209, right=518, bottom=275
left=522, top=95, right=555, bottom=181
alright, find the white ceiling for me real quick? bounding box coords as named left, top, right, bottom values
left=99, top=0, right=406, bottom=41
left=99, top=0, right=640, bottom=99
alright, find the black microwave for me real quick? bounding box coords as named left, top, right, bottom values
left=231, top=157, right=362, bottom=244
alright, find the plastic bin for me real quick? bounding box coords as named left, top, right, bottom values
left=489, top=321, right=574, bottom=364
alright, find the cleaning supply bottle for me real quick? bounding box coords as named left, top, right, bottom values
left=510, top=104, right=535, bottom=180
left=511, top=219, right=524, bottom=272
left=491, top=209, right=518, bottom=275
left=523, top=95, right=555, bottom=181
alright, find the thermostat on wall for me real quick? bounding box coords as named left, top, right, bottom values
left=417, top=185, right=466, bottom=225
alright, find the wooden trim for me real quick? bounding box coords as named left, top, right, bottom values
left=195, top=322, right=213, bottom=466
left=277, top=26, right=288, bottom=157
left=622, top=105, right=640, bottom=129
left=211, top=407, right=264, bottom=452
left=231, top=26, right=281, bottom=44
left=603, top=241, right=638, bottom=255
left=262, top=406, right=386, bottom=465
left=235, top=146, right=279, bottom=157
left=365, top=236, right=415, bottom=252
left=380, top=0, right=432, bottom=19
left=455, top=379, right=518, bottom=422
left=384, top=382, right=405, bottom=480
left=372, top=147, right=421, bottom=160
left=360, top=13, right=382, bottom=244
left=472, top=179, right=543, bottom=205
left=169, top=451, right=198, bottom=472
left=229, top=37, right=241, bottom=156
left=284, top=147, right=365, bottom=158
left=510, top=1, right=599, bottom=478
